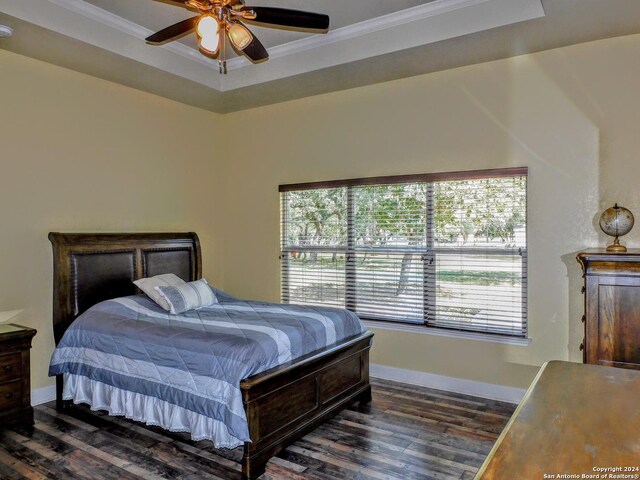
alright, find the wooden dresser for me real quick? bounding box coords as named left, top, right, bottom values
left=0, top=324, right=37, bottom=426
left=577, top=249, right=640, bottom=370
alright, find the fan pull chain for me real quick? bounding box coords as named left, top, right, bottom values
left=218, top=26, right=227, bottom=75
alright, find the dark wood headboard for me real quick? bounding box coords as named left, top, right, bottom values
left=49, top=232, right=202, bottom=344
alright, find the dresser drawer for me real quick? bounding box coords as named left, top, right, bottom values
left=0, top=353, right=22, bottom=383
left=0, top=381, right=22, bottom=410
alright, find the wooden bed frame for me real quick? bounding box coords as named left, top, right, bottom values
left=49, top=232, right=373, bottom=480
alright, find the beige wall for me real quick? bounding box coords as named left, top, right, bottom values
left=0, top=49, right=224, bottom=390
left=4, top=33, right=640, bottom=394
left=218, top=34, right=640, bottom=389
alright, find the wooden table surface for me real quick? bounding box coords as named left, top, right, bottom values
left=476, top=361, right=640, bottom=479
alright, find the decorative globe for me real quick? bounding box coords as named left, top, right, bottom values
left=599, top=203, right=634, bottom=252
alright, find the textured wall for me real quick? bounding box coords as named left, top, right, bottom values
left=0, top=49, right=224, bottom=390
left=216, top=35, right=640, bottom=389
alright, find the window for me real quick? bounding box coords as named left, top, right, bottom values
left=280, top=168, right=527, bottom=338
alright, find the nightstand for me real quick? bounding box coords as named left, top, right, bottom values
left=0, top=324, right=37, bottom=426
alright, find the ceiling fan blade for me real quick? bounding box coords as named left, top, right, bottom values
left=241, top=7, right=329, bottom=31
left=146, top=16, right=199, bottom=44
left=240, top=29, right=269, bottom=63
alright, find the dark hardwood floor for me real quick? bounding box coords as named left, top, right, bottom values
left=0, top=378, right=515, bottom=480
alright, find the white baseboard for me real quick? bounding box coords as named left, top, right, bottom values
left=31, top=384, right=56, bottom=406
left=370, top=363, right=525, bottom=404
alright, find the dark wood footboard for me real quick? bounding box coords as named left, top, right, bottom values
left=240, top=331, right=374, bottom=480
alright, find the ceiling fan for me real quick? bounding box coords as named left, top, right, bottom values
left=146, top=0, right=330, bottom=74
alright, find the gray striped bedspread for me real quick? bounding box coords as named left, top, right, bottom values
left=49, top=288, right=366, bottom=443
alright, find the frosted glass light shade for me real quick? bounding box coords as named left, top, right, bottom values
left=197, top=15, right=220, bottom=54
left=228, top=23, right=252, bottom=50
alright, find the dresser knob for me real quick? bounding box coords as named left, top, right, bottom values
left=4, top=392, right=13, bottom=399
left=4, top=365, right=12, bottom=373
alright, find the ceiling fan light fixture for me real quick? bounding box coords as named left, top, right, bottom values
left=228, top=22, right=253, bottom=51
left=196, top=15, right=220, bottom=54
left=145, top=1, right=329, bottom=73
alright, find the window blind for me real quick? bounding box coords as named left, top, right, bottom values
left=281, top=188, right=347, bottom=308
left=280, top=168, right=527, bottom=338
left=429, top=177, right=527, bottom=336
left=349, top=183, right=427, bottom=323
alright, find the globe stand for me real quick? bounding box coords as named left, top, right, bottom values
left=600, top=203, right=634, bottom=253
left=606, top=236, right=627, bottom=253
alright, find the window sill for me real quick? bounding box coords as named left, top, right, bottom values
left=362, top=319, right=532, bottom=346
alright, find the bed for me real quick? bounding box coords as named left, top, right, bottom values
left=48, top=232, right=373, bottom=480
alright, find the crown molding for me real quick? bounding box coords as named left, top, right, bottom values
left=2, top=0, right=544, bottom=92
left=0, top=0, right=224, bottom=89
left=226, top=0, right=528, bottom=70
left=221, top=0, right=544, bottom=90
left=47, top=0, right=218, bottom=70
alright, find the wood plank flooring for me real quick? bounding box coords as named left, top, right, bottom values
left=0, top=379, right=515, bottom=480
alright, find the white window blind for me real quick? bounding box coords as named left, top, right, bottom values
left=280, top=169, right=527, bottom=338
left=281, top=188, right=347, bottom=307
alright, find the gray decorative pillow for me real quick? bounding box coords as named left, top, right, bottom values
left=155, top=279, right=218, bottom=314
left=133, top=273, right=186, bottom=311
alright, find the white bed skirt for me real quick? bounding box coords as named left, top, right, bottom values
left=62, top=373, right=244, bottom=448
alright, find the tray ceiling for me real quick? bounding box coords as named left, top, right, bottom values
left=2, top=0, right=640, bottom=112
left=84, top=0, right=438, bottom=51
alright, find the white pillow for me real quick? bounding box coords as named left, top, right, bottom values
left=155, top=279, right=218, bottom=314
left=134, top=273, right=186, bottom=311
